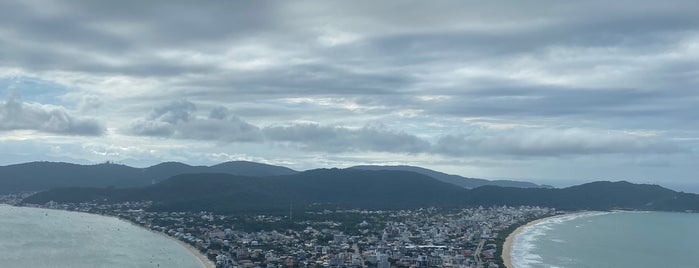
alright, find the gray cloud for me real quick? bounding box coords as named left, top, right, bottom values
left=0, top=95, right=103, bottom=136
left=434, top=128, right=685, bottom=157
left=128, top=100, right=260, bottom=142
left=129, top=101, right=428, bottom=153
left=1, top=1, right=699, bottom=186
left=128, top=101, right=686, bottom=157
left=78, top=95, right=103, bottom=112
left=148, top=100, right=196, bottom=124
left=2, top=1, right=696, bottom=125
left=264, top=124, right=431, bottom=153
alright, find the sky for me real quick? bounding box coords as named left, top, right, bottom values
left=0, top=1, right=698, bottom=191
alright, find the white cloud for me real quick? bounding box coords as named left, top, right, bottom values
left=0, top=95, right=103, bottom=136
left=128, top=101, right=261, bottom=142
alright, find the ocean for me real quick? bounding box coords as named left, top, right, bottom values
left=510, top=211, right=699, bottom=268
left=0, top=205, right=205, bottom=268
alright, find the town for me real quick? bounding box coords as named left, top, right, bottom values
left=1, top=193, right=554, bottom=268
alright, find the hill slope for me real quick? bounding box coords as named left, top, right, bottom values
left=209, top=161, right=298, bottom=177
left=0, top=162, right=142, bottom=193
left=350, top=165, right=547, bottom=188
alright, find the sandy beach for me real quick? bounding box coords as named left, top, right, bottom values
left=502, top=217, right=549, bottom=268
left=166, top=235, right=217, bottom=268
left=502, top=212, right=604, bottom=268
left=119, top=218, right=216, bottom=268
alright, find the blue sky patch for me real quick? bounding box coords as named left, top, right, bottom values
left=0, top=76, right=71, bottom=106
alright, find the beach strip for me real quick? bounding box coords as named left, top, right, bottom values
left=502, top=211, right=605, bottom=268
left=118, top=218, right=216, bottom=268
left=502, top=217, right=549, bottom=268
left=167, top=235, right=217, bottom=268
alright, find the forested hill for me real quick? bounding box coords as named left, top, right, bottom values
left=0, top=161, right=298, bottom=193
left=0, top=161, right=549, bottom=194
left=465, top=181, right=699, bottom=211
left=350, top=165, right=549, bottom=188
left=23, top=169, right=699, bottom=213
left=22, top=169, right=466, bottom=211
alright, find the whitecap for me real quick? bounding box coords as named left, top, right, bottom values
left=510, top=212, right=609, bottom=268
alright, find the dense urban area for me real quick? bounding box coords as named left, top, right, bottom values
left=1, top=193, right=554, bottom=268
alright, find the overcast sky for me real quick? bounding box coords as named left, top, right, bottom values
left=1, top=0, right=698, bottom=190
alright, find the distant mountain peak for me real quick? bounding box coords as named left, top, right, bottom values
left=209, top=161, right=298, bottom=177
left=148, top=161, right=192, bottom=167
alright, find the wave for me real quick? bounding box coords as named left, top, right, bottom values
left=510, top=211, right=609, bottom=268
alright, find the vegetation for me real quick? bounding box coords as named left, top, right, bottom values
left=350, top=165, right=548, bottom=188
left=23, top=169, right=699, bottom=214
left=0, top=160, right=297, bottom=193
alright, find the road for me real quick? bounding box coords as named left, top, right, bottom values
left=474, top=239, right=485, bottom=268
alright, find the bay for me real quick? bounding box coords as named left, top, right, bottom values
left=0, top=205, right=205, bottom=268
left=511, top=211, right=699, bottom=268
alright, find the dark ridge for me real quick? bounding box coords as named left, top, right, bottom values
left=209, top=161, right=298, bottom=177
left=350, top=165, right=548, bottom=189
left=23, top=169, right=699, bottom=213
left=0, top=161, right=298, bottom=194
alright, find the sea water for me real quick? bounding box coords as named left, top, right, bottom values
left=510, top=211, right=699, bottom=268
left=0, top=205, right=205, bottom=268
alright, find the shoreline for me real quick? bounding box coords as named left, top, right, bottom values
left=110, top=216, right=217, bottom=268
left=153, top=229, right=217, bottom=268
left=501, top=216, right=550, bottom=268
left=501, top=211, right=602, bottom=268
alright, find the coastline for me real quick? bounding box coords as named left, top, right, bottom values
left=158, top=230, right=217, bottom=268
left=501, top=211, right=602, bottom=268
left=117, top=218, right=217, bottom=268
left=501, top=216, right=549, bottom=268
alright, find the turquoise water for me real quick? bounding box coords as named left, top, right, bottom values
left=511, top=211, right=699, bottom=268
left=0, top=205, right=205, bottom=268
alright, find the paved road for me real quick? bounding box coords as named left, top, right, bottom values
left=474, top=239, right=486, bottom=268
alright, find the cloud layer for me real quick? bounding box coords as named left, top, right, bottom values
left=125, top=101, right=686, bottom=158
left=0, top=0, right=698, bottom=187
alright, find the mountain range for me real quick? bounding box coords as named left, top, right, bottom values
left=0, top=161, right=546, bottom=193
left=350, top=165, right=551, bottom=188
left=0, top=161, right=297, bottom=194
left=23, top=168, right=699, bottom=213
